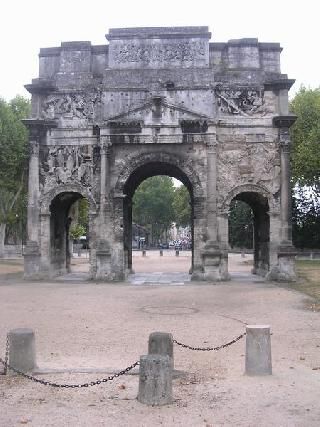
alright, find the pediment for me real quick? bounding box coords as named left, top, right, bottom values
left=105, top=98, right=210, bottom=124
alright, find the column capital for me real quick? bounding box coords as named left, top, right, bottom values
left=206, top=133, right=217, bottom=152
left=279, top=127, right=291, bottom=152
left=100, top=136, right=112, bottom=154
left=22, top=119, right=57, bottom=143
left=29, top=140, right=40, bottom=156
left=273, top=115, right=297, bottom=128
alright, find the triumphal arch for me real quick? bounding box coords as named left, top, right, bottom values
left=23, top=26, right=297, bottom=281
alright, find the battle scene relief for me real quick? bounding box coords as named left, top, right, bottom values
left=217, top=142, right=280, bottom=202
left=39, top=145, right=99, bottom=195
left=41, top=91, right=102, bottom=122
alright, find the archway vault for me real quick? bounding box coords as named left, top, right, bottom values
left=221, top=183, right=275, bottom=214
left=40, top=183, right=97, bottom=215
left=114, top=151, right=204, bottom=198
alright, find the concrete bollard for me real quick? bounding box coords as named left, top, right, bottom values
left=160, top=249, right=163, bottom=256
left=142, top=250, right=146, bottom=257
left=148, top=332, right=174, bottom=369
left=245, top=325, right=272, bottom=376
left=8, top=328, right=36, bottom=374
left=175, top=250, right=179, bottom=257
left=137, top=354, right=173, bottom=405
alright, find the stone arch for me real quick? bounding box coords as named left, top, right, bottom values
left=114, top=150, right=203, bottom=275
left=40, top=183, right=97, bottom=215
left=221, top=183, right=275, bottom=213
left=222, top=183, right=274, bottom=277
left=39, top=183, right=97, bottom=277
left=114, top=151, right=204, bottom=198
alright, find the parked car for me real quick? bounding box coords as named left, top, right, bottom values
left=159, top=243, right=169, bottom=249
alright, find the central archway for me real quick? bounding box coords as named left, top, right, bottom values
left=123, top=161, right=194, bottom=276
left=115, top=151, right=204, bottom=279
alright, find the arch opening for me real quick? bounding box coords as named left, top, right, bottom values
left=49, top=191, right=90, bottom=277
left=123, top=162, right=194, bottom=279
left=228, top=191, right=270, bottom=278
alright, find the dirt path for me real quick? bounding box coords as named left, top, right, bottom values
left=0, top=257, right=319, bottom=426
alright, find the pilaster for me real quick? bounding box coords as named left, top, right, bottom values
left=22, top=119, right=57, bottom=279
left=270, top=115, right=297, bottom=281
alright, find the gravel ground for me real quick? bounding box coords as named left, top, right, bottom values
left=0, top=253, right=319, bottom=426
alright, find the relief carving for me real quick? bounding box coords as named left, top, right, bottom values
left=217, top=143, right=280, bottom=199
left=40, top=146, right=98, bottom=192
left=112, top=41, right=206, bottom=64
left=41, top=91, right=102, bottom=120
left=215, top=86, right=274, bottom=117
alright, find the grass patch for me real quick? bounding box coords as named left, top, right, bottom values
left=293, top=260, right=320, bottom=309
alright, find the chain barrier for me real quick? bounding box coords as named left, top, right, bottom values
left=0, top=356, right=139, bottom=388
left=1, top=330, right=246, bottom=387
left=173, top=332, right=246, bottom=351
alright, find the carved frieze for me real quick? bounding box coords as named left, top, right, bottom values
left=41, top=91, right=102, bottom=120
left=217, top=143, right=280, bottom=200
left=215, top=86, right=273, bottom=117
left=111, top=41, right=206, bottom=64
left=39, top=145, right=99, bottom=193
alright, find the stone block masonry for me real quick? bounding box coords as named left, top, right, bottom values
left=23, top=26, right=297, bottom=282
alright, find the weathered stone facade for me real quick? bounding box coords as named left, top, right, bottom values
left=23, top=26, right=297, bottom=281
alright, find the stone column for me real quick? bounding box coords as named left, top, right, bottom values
left=96, top=137, right=113, bottom=280
left=201, top=133, right=226, bottom=281
left=273, top=116, right=297, bottom=281
left=191, top=196, right=206, bottom=280
left=206, top=134, right=218, bottom=242
left=279, top=127, right=292, bottom=244
left=27, top=139, right=40, bottom=243
left=24, top=133, right=42, bottom=277
left=22, top=119, right=57, bottom=279
left=39, top=212, right=51, bottom=275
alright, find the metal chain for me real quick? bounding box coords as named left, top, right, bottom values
left=173, top=332, right=246, bottom=351
left=0, top=356, right=139, bottom=388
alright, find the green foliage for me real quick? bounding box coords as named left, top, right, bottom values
left=78, top=198, right=89, bottom=231
left=133, top=176, right=175, bottom=244
left=292, top=188, right=320, bottom=249
left=0, top=96, right=30, bottom=193
left=228, top=200, right=253, bottom=249
left=173, top=185, right=191, bottom=227
left=290, top=87, right=320, bottom=190
left=69, top=224, right=86, bottom=240
left=290, top=87, right=320, bottom=249
left=0, top=96, right=30, bottom=244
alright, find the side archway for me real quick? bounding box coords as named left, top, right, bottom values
left=39, top=184, right=97, bottom=277
left=222, top=184, right=275, bottom=277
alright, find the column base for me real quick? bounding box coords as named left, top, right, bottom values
left=23, top=241, right=41, bottom=279
left=95, top=239, right=113, bottom=281
left=193, top=241, right=230, bottom=282
left=266, top=244, right=297, bottom=282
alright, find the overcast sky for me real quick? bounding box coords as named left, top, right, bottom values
left=1, top=0, right=319, bottom=101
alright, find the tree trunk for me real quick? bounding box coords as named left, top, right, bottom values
left=0, top=223, right=6, bottom=258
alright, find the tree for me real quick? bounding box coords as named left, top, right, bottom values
left=133, top=176, right=175, bottom=245
left=0, top=96, right=30, bottom=256
left=172, top=185, right=191, bottom=228
left=292, top=188, right=320, bottom=249
left=290, top=87, right=320, bottom=248
left=290, top=86, right=320, bottom=191
left=228, top=200, right=253, bottom=249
